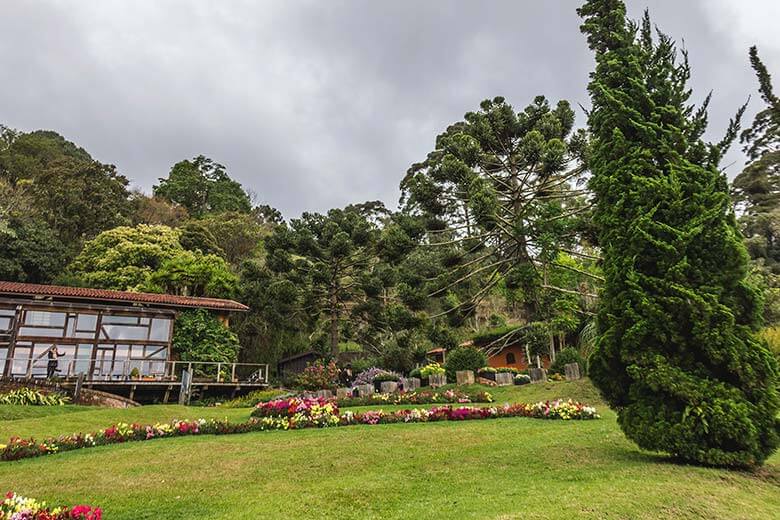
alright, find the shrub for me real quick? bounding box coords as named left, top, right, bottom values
left=373, top=372, right=400, bottom=383
left=0, top=388, right=70, bottom=406
left=296, top=360, right=340, bottom=391
left=172, top=309, right=240, bottom=378
left=353, top=367, right=387, bottom=386
left=419, top=363, right=445, bottom=378
left=478, top=367, right=497, bottom=375
left=514, top=374, right=531, bottom=385
left=444, top=347, right=487, bottom=382
left=496, top=367, right=519, bottom=374
left=548, top=348, right=586, bottom=376
left=409, top=368, right=422, bottom=378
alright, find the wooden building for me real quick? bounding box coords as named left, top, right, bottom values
left=0, top=281, right=256, bottom=384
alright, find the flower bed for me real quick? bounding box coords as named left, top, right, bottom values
left=250, top=397, right=339, bottom=428
left=1, top=491, right=101, bottom=519
left=0, top=400, right=599, bottom=462
left=336, top=389, right=493, bottom=407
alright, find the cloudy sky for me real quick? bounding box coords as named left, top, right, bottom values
left=2, top=1, right=778, bottom=218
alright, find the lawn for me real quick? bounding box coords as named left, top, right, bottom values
left=1, top=380, right=778, bottom=519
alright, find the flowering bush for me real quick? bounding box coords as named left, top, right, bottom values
left=496, top=367, right=519, bottom=374
left=0, top=400, right=598, bottom=462
left=478, top=367, right=497, bottom=375
left=352, top=367, right=400, bottom=386
left=296, top=360, right=340, bottom=391
left=419, top=363, right=445, bottom=378
left=372, top=372, right=400, bottom=383
left=250, top=397, right=340, bottom=428
left=1, top=492, right=101, bottom=519
left=514, top=374, right=531, bottom=385
left=336, top=389, right=493, bottom=407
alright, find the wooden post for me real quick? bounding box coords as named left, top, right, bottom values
left=178, top=369, right=192, bottom=405
left=74, top=372, right=85, bottom=403
left=231, top=363, right=236, bottom=382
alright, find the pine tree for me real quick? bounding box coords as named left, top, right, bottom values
left=579, top=0, right=780, bottom=467
left=733, top=47, right=780, bottom=274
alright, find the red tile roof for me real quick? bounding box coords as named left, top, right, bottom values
left=0, top=281, right=248, bottom=312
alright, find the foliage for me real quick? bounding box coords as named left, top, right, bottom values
left=142, top=250, right=238, bottom=299
left=579, top=0, right=780, bottom=467
left=198, top=211, right=272, bottom=266
left=66, top=224, right=183, bottom=290
left=372, top=372, right=401, bottom=383
left=352, top=367, right=392, bottom=386
left=0, top=388, right=70, bottom=406
left=178, top=220, right=225, bottom=257
left=172, top=310, right=240, bottom=377
left=419, top=363, right=445, bottom=378
left=548, top=347, right=586, bottom=376
left=129, top=192, right=189, bottom=227
left=514, top=374, right=532, bottom=385
left=1, top=492, right=101, bottom=520
left=0, top=217, right=65, bottom=284
left=296, top=360, right=340, bottom=391
left=67, top=224, right=238, bottom=298
left=153, top=155, right=251, bottom=217
left=471, top=325, right=522, bottom=347
left=265, top=206, right=384, bottom=355
left=399, top=93, right=592, bottom=339
left=758, top=327, right=780, bottom=363
left=444, top=347, right=488, bottom=382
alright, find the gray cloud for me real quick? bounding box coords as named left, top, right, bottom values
left=1, top=0, right=778, bottom=218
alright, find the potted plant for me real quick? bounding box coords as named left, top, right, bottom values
left=373, top=371, right=400, bottom=392
left=478, top=366, right=497, bottom=381
left=514, top=374, right=531, bottom=386
left=129, top=367, right=140, bottom=380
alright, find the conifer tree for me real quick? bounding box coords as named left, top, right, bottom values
left=579, top=0, right=779, bottom=466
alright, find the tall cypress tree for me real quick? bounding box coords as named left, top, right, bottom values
left=579, top=0, right=780, bottom=467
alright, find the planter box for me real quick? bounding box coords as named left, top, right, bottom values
left=429, top=373, right=447, bottom=388
left=478, top=371, right=496, bottom=381
left=456, top=370, right=475, bottom=385
left=336, top=387, right=352, bottom=399
left=401, top=377, right=421, bottom=392
left=528, top=368, right=547, bottom=383
left=355, top=384, right=374, bottom=397
left=379, top=381, right=399, bottom=394
left=564, top=363, right=581, bottom=381
left=495, top=372, right=513, bottom=386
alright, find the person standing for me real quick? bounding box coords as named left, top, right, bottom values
left=47, top=347, right=62, bottom=379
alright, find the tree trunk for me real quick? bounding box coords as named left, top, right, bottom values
left=329, top=289, right=339, bottom=357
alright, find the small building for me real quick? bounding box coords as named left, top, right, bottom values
left=277, top=350, right=320, bottom=380
left=0, top=281, right=265, bottom=391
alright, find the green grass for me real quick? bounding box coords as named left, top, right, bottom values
left=0, top=380, right=778, bottom=519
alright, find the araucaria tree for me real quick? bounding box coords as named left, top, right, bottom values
left=400, top=95, right=594, bottom=349
left=579, top=0, right=779, bottom=466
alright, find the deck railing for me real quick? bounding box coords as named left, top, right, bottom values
left=0, top=356, right=269, bottom=384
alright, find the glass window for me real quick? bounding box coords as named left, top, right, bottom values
left=24, top=311, right=66, bottom=327
left=75, top=313, right=98, bottom=332
left=150, top=319, right=171, bottom=341
left=19, top=327, right=66, bottom=338
left=102, top=315, right=140, bottom=325
left=0, top=317, right=11, bottom=332
left=506, top=352, right=516, bottom=364
left=103, top=324, right=148, bottom=340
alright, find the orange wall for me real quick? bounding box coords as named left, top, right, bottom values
left=487, top=345, right=549, bottom=370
